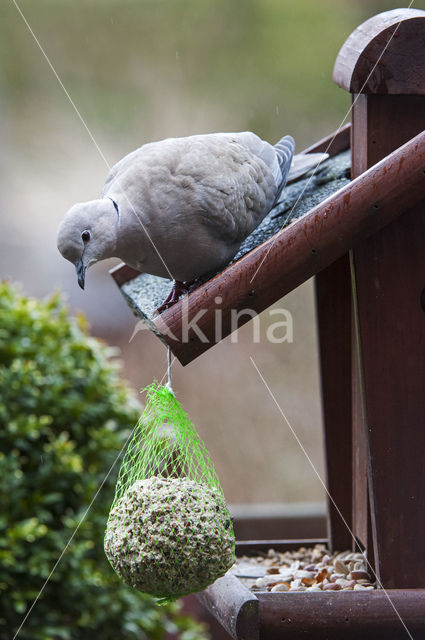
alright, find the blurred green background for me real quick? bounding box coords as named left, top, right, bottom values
left=1, top=0, right=421, bottom=506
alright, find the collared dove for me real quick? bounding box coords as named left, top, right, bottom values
left=57, top=132, right=327, bottom=311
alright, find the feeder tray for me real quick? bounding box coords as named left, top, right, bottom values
left=111, top=8, right=425, bottom=639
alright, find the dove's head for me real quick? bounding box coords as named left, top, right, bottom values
left=57, top=197, right=119, bottom=289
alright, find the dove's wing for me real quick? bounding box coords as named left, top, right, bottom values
left=104, top=133, right=285, bottom=244
left=178, top=133, right=279, bottom=245
left=226, top=132, right=294, bottom=203
left=102, top=133, right=295, bottom=280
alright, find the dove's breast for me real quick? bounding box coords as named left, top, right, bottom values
left=104, top=134, right=278, bottom=281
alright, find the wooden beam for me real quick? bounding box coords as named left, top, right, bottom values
left=332, top=8, right=425, bottom=94
left=109, top=263, right=141, bottom=287
left=333, top=7, right=425, bottom=588
left=315, top=256, right=352, bottom=551
left=155, top=130, right=425, bottom=365
left=197, top=574, right=259, bottom=640
left=259, top=590, right=425, bottom=639
left=196, top=540, right=425, bottom=640
left=350, top=95, right=425, bottom=588
left=310, top=124, right=352, bottom=553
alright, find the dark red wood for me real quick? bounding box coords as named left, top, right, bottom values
left=351, top=95, right=425, bottom=170
left=315, top=256, right=353, bottom=551
left=258, top=590, right=425, bottom=639
left=155, top=130, right=425, bottom=365
left=333, top=8, right=425, bottom=95
left=109, top=262, right=141, bottom=286
left=335, top=9, right=425, bottom=588
left=310, top=124, right=353, bottom=554
left=353, top=195, right=425, bottom=588
left=197, top=574, right=259, bottom=640
left=196, top=540, right=425, bottom=639
left=181, top=595, right=234, bottom=640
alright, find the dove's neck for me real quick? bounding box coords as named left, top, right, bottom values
left=93, top=202, right=120, bottom=261
left=115, top=204, right=152, bottom=271
left=114, top=198, right=174, bottom=278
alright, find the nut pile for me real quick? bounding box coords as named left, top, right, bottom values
left=104, top=476, right=235, bottom=599
left=246, top=544, right=375, bottom=592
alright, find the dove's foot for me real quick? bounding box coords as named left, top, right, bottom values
left=156, top=280, right=195, bottom=314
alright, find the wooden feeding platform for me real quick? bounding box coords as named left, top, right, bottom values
left=112, top=9, right=425, bottom=639
left=197, top=542, right=425, bottom=640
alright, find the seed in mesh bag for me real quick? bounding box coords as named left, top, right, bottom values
left=104, top=476, right=235, bottom=599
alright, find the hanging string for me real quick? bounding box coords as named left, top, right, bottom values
left=165, top=346, right=174, bottom=395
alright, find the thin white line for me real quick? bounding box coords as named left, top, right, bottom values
left=249, top=1, right=415, bottom=285
left=12, top=359, right=176, bottom=639
left=249, top=356, right=414, bottom=640
left=11, top=0, right=174, bottom=282
left=166, top=346, right=174, bottom=394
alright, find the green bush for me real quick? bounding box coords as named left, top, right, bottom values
left=0, top=282, right=208, bottom=640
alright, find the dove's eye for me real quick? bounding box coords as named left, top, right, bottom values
left=81, top=230, right=91, bottom=243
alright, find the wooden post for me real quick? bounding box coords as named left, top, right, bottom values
left=315, top=256, right=353, bottom=551
left=333, top=8, right=425, bottom=588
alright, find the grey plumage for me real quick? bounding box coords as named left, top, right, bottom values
left=57, top=131, right=326, bottom=294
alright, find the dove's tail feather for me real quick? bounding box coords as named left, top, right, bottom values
left=273, top=135, right=295, bottom=203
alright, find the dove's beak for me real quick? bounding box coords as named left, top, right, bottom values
left=75, top=260, right=86, bottom=290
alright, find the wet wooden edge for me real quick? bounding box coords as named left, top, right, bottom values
left=196, top=537, right=425, bottom=639
left=196, top=539, right=327, bottom=640
left=196, top=573, right=259, bottom=640
left=259, top=589, right=425, bottom=639
left=333, top=9, right=425, bottom=94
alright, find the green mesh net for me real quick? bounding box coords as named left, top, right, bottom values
left=104, top=381, right=235, bottom=601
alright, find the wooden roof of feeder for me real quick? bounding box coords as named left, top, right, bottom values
left=111, top=124, right=425, bottom=365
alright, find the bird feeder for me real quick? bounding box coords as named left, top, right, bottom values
left=111, top=9, right=425, bottom=638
